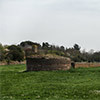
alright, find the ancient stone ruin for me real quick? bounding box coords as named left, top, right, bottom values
left=26, top=55, right=71, bottom=71
left=24, top=42, right=71, bottom=71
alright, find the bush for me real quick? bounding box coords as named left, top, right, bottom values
left=7, top=45, right=24, bottom=62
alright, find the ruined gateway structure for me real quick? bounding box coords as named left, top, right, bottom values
left=26, top=55, right=71, bottom=71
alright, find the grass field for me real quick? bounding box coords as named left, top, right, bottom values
left=0, top=64, right=100, bottom=100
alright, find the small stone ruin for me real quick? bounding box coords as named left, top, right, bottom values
left=26, top=55, right=71, bottom=71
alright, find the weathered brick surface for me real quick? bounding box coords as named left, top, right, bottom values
left=75, top=62, right=100, bottom=68
left=26, top=58, right=71, bottom=71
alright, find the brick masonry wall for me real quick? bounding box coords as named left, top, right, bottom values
left=0, top=61, right=26, bottom=65
left=75, top=62, right=100, bottom=68
left=26, top=58, right=71, bottom=71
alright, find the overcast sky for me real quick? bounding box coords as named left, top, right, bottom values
left=0, top=0, right=100, bottom=51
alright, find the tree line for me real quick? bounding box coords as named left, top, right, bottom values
left=0, top=41, right=100, bottom=64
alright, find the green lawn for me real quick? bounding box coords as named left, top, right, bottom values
left=0, top=64, right=100, bottom=100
